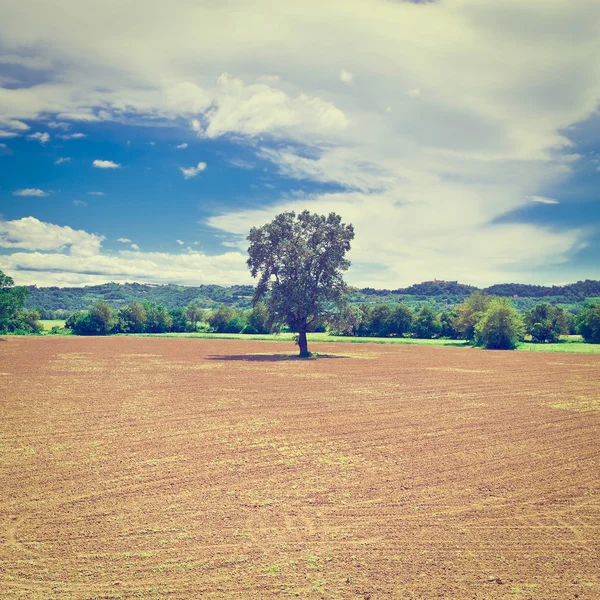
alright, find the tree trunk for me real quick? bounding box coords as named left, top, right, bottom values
left=298, top=330, right=310, bottom=358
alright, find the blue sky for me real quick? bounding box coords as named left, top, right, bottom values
left=1, top=0, right=600, bottom=288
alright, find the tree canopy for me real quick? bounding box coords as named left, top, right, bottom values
left=247, top=211, right=354, bottom=356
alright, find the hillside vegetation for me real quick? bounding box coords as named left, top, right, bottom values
left=25, top=279, right=600, bottom=313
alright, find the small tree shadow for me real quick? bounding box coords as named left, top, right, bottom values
left=207, top=353, right=347, bottom=362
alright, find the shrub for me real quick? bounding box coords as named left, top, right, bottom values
left=413, top=306, right=441, bottom=339
left=524, top=303, right=569, bottom=343
left=576, top=302, right=600, bottom=343
left=473, top=297, right=524, bottom=350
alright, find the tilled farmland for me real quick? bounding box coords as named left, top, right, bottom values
left=1, top=336, right=599, bottom=599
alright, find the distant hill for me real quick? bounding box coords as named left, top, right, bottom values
left=24, top=279, right=600, bottom=313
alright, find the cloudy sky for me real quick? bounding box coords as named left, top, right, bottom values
left=1, top=0, right=600, bottom=289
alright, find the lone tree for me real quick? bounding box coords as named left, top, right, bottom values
left=247, top=210, right=354, bottom=357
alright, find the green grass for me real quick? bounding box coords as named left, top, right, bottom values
left=516, top=338, right=600, bottom=353
left=25, top=324, right=600, bottom=353
left=39, top=319, right=66, bottom=331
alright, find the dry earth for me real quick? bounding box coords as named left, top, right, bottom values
left=0, top=336, right=599, bottom=599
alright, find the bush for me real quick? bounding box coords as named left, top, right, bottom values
left=455, top=292, right=491, bottom=340
left=576, top=302, right=600, bottom=343
left=524, top=303, right=569, bottom=343
left=413, top=306, right=441, bottom=339
left=473, top=297, right=524, bottom=350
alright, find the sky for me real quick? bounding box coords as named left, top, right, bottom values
left=1, top=0, right=600, bottom=289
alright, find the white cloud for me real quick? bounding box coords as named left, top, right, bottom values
left=0, top=218, right=249, bottom=287
left=73, top=199, right=87, bottom=207
left=180, top=161, right=206, bottom=179
left=407, top=88, right=421, bottom=98
left=130, top=243, right=140, bottom=251
left=87, top=191, right=104, bottom=196
left=0, top=217, right=103, bottom=257
left=27, top=132, right=50, bottom=144
left=176, top=239, right=185, bottom=245
left=47, top=121, right=70, bottom=130
left=58, top=133, right=86, bottom=140
left=0, top=131, right=19, bottom=138
left=93, top=159, right=120, bottom=169
left=55, top=157, right=71, bottom=165
left=176, top=143, right=188, bottom=149
left=116, top=237, right=132, bottom=243
left=339, top=69, right=354, bottom=84
left=529, top=195, right=560, bottom=205
left=13, top=188, right=49, bottom=197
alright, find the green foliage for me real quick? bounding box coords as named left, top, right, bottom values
left=328, top=304, right=363, bottom=336
left=524, top=303, right=569, bottom=343
left=455, top=292, right=492, bottom=340
left=246, top=303, right=271, bottom=334
left=473, top=297, right=525, bottom=350
left=185, top=302, right=204, bottom=331
left=413, top=305, right=441, bottom=339
left=440, top=309, right=460, bottom=339
left=247, top=210, right=354, bottom=357
left=143, top=302, right=172, bottom=333
left=0, top=270, right=41, bottom=334
left=68, top=300, right=115, bottom=335
left=576, top=302, right=600, bottom=343
left=207, top=304, right=236, bottom=333
left=116, top=302, right=147, bottom=333
left=169, top=307, right=188, bottom=333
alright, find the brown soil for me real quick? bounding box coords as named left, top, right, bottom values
left=0, top=336, right=599, bottom=599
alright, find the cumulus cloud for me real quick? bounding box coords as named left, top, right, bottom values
left=0, top=218, right=249, bottom=287
left=55, top=157, right=71, bottom=165
left=130, top=243, right=140, bottom=251
left=176, top=143, right=188, bottom=149
left=407, top=88, right=421, bottom=98
left=180, top=161, right=206, bottom=179
left=0, top=130, right=19, bottom=138
left=339, top=69, right=354, bottom=84
left=93, top=159, right=120, bottom=169
left=176, top=239, right=185, bottom=245
left=27, top=132, right=50, bottom=144
left=116, top=237, right=132, bottom=243
left=529, top=195, right=560, bottom=205
left=13, top=188, right=49, bottom=197
left=73, top=199, right=87, bottom=207
left=0, top=217, right=103, bottom=257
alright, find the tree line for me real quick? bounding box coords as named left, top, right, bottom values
left=61, top=294, right=600, bottom=348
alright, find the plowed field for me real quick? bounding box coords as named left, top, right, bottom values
left=1, top=337, right=599, bottom=599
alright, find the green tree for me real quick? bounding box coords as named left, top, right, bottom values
left=328, top=303, right=362, bottom=336
left=576, top=302, right=600, bottom=343
left=455, top=292, right=491, bottom=340
left=185, top=302, right=204, bottom=331
left=413, top=305, right=441, bottom=339
left=116, top=302, right=147, bottom=333
left=142, top=302, right=172, bottom=333
left=389, top=304, right=413, bottom=336
left=247, top=211, right=354, bottom=357
left=245, top=303, right=271, bottom=334
left=440, top=309, right=460, bottom=339
left=524, top=302, right=569, bottom=343
left=207, top=304, right=235, bottom=333
left=473, top=297, right=524, bottom=350
left=169, top=307, right=188, bottom=332
left=366, top=304, right=394, bottom=337
left=0, top=270, right=39, bottom=333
